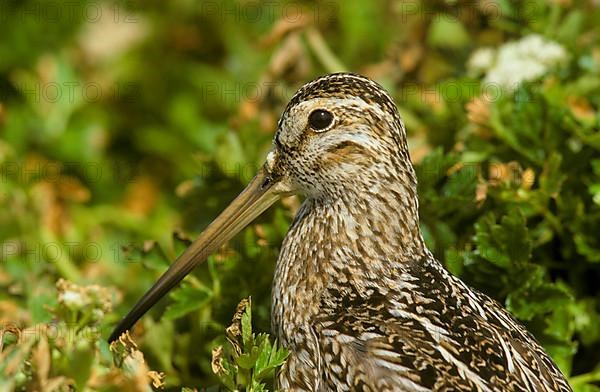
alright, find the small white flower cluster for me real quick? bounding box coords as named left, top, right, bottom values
left=467, top=34, right=568, bottom=89
left=59, top=289, right=87, bottom=309
left=56, top=279, right=113, bottom=321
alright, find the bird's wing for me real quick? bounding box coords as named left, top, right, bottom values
left=315, top=293, right=492, bottom=391
left=313, top=268, right=572, bottom=392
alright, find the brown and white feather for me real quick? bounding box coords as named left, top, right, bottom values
left=266, top=73, right=571, bottom=391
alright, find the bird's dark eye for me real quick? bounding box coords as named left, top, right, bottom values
left=308, top=109, right=334, bottom=131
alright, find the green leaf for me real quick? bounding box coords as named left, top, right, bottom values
left=241, top=303, right=253, bottom=350
left=212, top=299, right=287, bottom=391
left=474, top=208, right=531, bottom=269
left=237, top=349, right=259, bottom=370
left=539, top=153, right=565, bottom=199
left=505, top=267, right=572, bottom=321
left=253, top=335, right=271, bottom=375
left=163, top=284, right=212, bottom=320
left=139, top=240, right=171, bottom=271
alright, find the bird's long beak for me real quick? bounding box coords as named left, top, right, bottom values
left=108, top=165, right=282, bottom=343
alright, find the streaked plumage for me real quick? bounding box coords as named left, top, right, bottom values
left=268, top=73, right=572, bottom=391
left=109, top=73, right=572, bottom=391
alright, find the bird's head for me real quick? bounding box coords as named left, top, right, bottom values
left=265, top=73, right=415, bottom=200
left=108, top=73, right=416, bottom=342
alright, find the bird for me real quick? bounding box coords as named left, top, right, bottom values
left=109, top=73, right=573, bottom=391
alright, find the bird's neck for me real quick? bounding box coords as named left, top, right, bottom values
left=272, top=180, right=426, bottom=346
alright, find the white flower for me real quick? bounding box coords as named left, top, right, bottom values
left=468, top=47, right=496, bottom=74
left=485, top=58, right=547, bottom=89
left=467, top=34, right=568, bottom=89
left=59, top=290, right=87, bottom=310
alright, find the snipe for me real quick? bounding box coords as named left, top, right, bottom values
left=110, top=73, right=572, bottom=391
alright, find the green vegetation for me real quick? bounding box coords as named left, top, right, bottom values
left=211, top=298, right=288, bottom=392
left=1, top=0, right=599, bottom=390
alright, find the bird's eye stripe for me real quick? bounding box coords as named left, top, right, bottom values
left=328, top=140, right=364, bottom=153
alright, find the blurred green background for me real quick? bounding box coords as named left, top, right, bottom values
left=1, top=0, right=600, bottom=390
